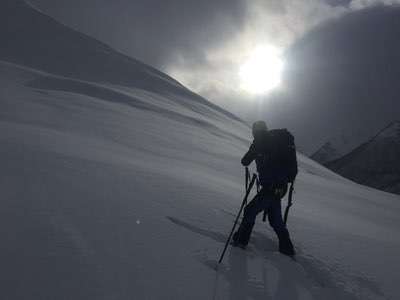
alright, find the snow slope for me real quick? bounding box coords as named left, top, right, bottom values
left=1, top=1, right=400, bottom=300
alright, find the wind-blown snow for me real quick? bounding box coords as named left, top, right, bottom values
left=1, top=1, right=400, bottom=300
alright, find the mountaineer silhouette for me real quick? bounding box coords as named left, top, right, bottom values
left=232, top=121, right=297, bottom=256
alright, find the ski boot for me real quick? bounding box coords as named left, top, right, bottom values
left=277, top=229, right=295, bottom=256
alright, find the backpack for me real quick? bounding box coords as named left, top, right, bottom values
left=257, top=129, right=298, bottom=184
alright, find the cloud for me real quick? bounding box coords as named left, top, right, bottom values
left=166, top=0, right=348, bottom=118
left=271, top=5, right=400, bottom=152
left=30, top=0, right=400, bottom=152
left=350, top=0, right=400, bottom=9
left=31, top=0, right=347, bottom=103
left=165, top=1, right=400, bottom=152
left=31, top=0, right=248, bottom=69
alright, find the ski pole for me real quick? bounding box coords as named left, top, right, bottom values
left=218, top=173, right=257, bottom=264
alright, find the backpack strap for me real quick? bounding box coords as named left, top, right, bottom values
left=245, top=167, right=250, bottom=191
left=283, top=181, right=295, bottom=225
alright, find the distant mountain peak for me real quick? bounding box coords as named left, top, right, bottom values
left=310, top=141, right=340, bottom=164
left=310, top=127, right=372, bottom=165
left=326, top=120, right=400, bottom=195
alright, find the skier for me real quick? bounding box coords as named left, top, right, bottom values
left=232, top=121, right=296, bottom=256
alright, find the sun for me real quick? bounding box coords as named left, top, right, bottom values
left=239, top=46, right=284, bottom=95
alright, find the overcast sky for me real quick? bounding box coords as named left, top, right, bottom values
left=30, top=0, right=400, bottom=153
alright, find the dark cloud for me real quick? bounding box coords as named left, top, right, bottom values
left=266, top=5, right=400, bottom=152
left=31, top=0, right=247, bottom=68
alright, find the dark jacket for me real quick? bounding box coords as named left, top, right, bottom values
left=241, top=131, right=286, bottom=187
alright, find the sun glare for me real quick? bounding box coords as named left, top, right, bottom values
left=239, top=46, right=284, bottom=95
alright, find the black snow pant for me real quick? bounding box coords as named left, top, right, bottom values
left=233, top=186, right=294, bottom=252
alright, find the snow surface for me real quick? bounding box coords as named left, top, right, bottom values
left=2, top=60, right=400, bottom=300
left=1, top=1, right=400, bottom=300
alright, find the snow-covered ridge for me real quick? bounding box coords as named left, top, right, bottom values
left=376, top=120, right=400, bottom=139
left=310, top=127, right=374, bottom=165
left=310, top=142, right=340, bottom=164
left=0, top=0, right=243, bottom=125
left=327, top=121, right=400, bottom=195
